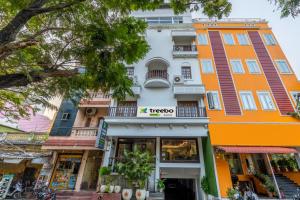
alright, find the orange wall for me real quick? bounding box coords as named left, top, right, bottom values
left=193, top=21, right=300, bottom=146
left=216, top=157, right=232, bottom=197
left=283, top=172, right=300, bottom=185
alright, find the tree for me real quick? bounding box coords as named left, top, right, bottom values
left=0, top=0, right=232, bottom=119
left=270, top=0, right=300, bottom=18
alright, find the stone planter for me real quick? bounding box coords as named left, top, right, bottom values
left=122, top=188, right=133, bottom=200
left=114, top=185, right=121, bottom=193
left=135, top=189, right=147, bottom=200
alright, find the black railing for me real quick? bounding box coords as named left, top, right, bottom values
left=108, top=106, right=137, bottom=117
left=145, top=70, right=169, bottom=81
left=173, top=45, right=197, bottom=52
left=108, top=106, right=207, bottom=117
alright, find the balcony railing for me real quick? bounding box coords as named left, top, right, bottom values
left=71, top=127, right=98, bottom=137
left=173, top=45, right=197, bottom=52
left=108, top=107, right=137, bottom=117
left=146, top=70, right=169, bottom=81
left=108, top=106, right=207, bottom=117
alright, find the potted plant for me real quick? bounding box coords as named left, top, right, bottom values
left=227, top=187, right=241, bottom=200
left=201, top=176, right=209, bottom=199
left=156, top=179, right=165, bottom=193
left=116, top=150, right=154, bottom=200
left=99, top=167, right=113, bottom=193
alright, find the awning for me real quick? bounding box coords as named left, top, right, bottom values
left=217, top=146, right=298, bottom=154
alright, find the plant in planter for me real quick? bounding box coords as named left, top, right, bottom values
left=201, top=176, right=209, bottom=195
left=156, top=179, right=165, bottom=193
left=254, top=173, right=277, bottom=197
left=99, top=166, right=113, bottom=193
left=116, top=150, right=154, bottom=200
left=227, top=187, right=241, bottom=200
left=270, top=160, right=280, bottom=173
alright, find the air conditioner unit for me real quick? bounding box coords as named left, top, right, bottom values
left=173, top=75, right=184, bottom=84
left=86, top=108, right=97, bottom=116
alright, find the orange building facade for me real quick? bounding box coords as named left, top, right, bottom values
left=193, top=19, right=300, bottom=198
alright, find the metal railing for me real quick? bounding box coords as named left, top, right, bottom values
left=193, top=18, right=265, bottom=23
left=145, top=70, right=169, bottom=81
left=173, top=45, right=197, bottom=52
left=71, top=127, right=98, bottom=137
left=108, top=106, right=207, bottom=117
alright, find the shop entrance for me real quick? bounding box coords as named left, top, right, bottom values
left=50, top=155, right=82, bottom=190
left=164, top=179, right=195, bottom=200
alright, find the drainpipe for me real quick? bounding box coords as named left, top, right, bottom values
left=266, top=154, right=281, bottom=199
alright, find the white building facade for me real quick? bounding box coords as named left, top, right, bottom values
left=102, top=6, right=209, bottom=200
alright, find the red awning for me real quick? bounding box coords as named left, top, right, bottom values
left=218, top=146, right=298, bottom=154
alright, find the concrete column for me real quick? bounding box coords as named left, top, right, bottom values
left=155, top=137, right=160, bottom=192
left=75, top=150, right=89, bottom=191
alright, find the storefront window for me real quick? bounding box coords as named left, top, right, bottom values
left=117, top=138, right=156, bottom=157
left=161, top=139, right=199, bottom=162
left=50, top=155, right=82, bottom=190
left=225, top=153, right=243, bottom=175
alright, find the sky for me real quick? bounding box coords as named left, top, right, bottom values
left=196, top=0, right=300, bottom=79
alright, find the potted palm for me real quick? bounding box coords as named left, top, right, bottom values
left=116, top=150, right=154, bottom=200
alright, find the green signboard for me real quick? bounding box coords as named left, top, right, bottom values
left=95, top=120, right=108, bottom=150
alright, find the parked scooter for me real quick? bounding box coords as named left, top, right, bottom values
left=5, top=180, right=23, bottom=199
left=33, top=181, right=56, bottom=200
left=294, top=188, right=300, bottom=200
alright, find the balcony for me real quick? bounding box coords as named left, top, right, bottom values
left=173, top=45, right=198, bottom=58
left=173, top=84, right=206, bottom=98
left=107, top=106, right=206, bottom=118
left=71, top=127, right=98, bottom=137
left=79, top=92, right=111, bottom=107
left=144, top=70, right=170, bottom=88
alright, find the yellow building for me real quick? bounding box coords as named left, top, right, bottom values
left=193, top=18, right=300, bottom=198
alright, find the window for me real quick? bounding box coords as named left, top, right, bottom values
left=143, top=17, right=183, bottom=24
left=201, top=59, right=214, bottom=74
left=126, top=67, right=134, bottom=76
left=263, top=34, right=276, bottom=45
left=230, top=60, right=244, bottom=74
left=181, top=66, right=192, bottom=79
left=237, top=34, right=250, bottom=45
left=240, top=91, right=256, bottom=110
left=207, top=91, right=221, bottom=110
left=177, top=101, right=199, bottom=117
left=198, top=34, right=208, bottom=45
left=161, top=139, right=199, bottom=162
left=225, top=153, right=243, bottom=175
left=61, top=112, right=71, bottom=120
left=257, top=92, right=276, bottom=110
left=246, top=60, right=261, bottom=74
left=291, top=92, right=300, bottom=105
left=275, top=60, right=291, bottom=74
left=117, top=138, right=156, bottom=158
left=223, top=34, right=235, bottom=45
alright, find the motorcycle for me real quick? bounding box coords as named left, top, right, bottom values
left=33, top=181, right=56, bottom=200
left=5, top=181, right=23, bottom=199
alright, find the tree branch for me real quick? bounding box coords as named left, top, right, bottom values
left=0, top=69, right=78, bottom=89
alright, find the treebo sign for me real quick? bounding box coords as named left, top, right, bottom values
left=137, top=107, right=176, bottom=118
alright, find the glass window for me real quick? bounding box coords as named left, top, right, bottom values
left=161, top=139, right=199, bottom=162
left=237, top=34, right=250, bottom=45
left=257, top=92, right=276, bottom=110
left=225, top=153, right=243, bottom=175
left=230, top=60, right=244, bottom=74
left=201, top=59, right=214, bottom=74
left=275, top=60, right=291, bottom=74
left=291, top=92, right=300, bottom=105
left=240, top=91, right=257, bottom=110
left=198, top=34, right=208, bottom=45
left=246, top=60, right=261, bottom=74
left=181, top=66, right=192, bottom=79
left=117, top=138, right=156, bottom=158
left=223, top=34, right=235, bottom=45
left=207, top=91, right=221, bottom=110
left=177, top=101, right=199, bottom=117
left=61, top=112, right=71, bottom=120
left=263, top=34, right=276, bottom=45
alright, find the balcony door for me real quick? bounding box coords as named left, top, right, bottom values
left=116, top=101, right=137, bottom=117
left=177, top=101, right=199, bottom=117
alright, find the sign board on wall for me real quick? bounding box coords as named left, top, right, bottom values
left=95, top=120, right=108, bottom=150
left=137, top=106, right=176, bottom=118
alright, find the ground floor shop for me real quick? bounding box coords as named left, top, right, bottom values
left=102, top=137, right=208, bottom=200
left=46, top=150, right=103, bottom=191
